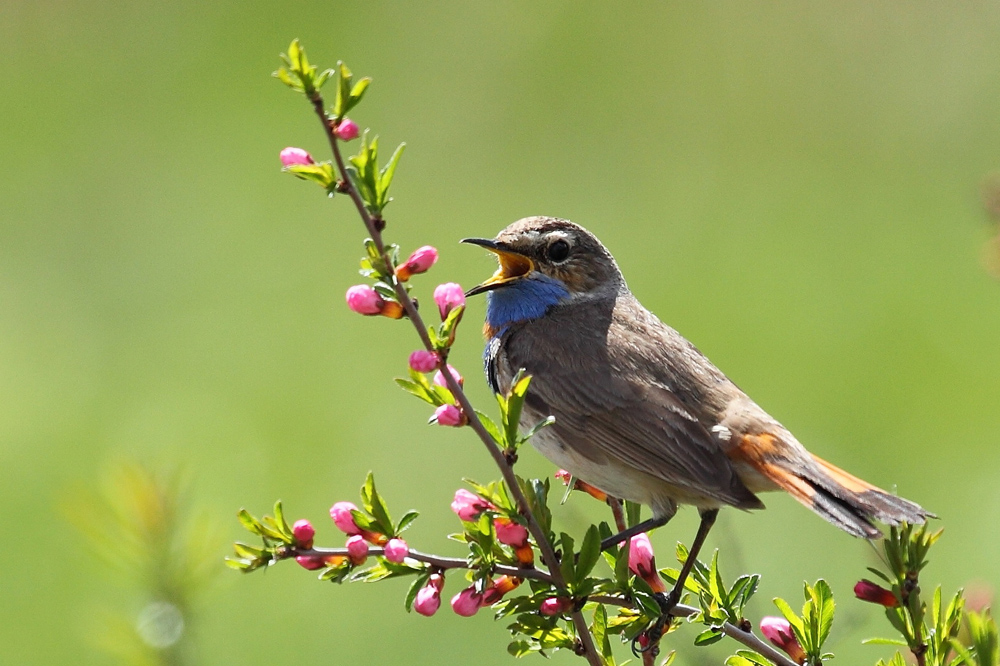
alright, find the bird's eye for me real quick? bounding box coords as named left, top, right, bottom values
left=547, top=239, right=570, bottom=263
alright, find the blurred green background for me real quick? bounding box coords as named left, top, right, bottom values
left=3, top=1, right=1000, bottom=664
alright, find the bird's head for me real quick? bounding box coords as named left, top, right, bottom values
left=463, top=217, right=623, bottom=298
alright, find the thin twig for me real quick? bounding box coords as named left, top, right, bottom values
left=309, top=92, right=601, bottom=666
left=292, top=546, right=554, bottom=584
left=586, top=596, right=799, bottom=666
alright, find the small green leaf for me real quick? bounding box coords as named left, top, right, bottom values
left=237, top=509, right=264, bottom=536
left=694, top=628, right=723, bottom=646
left=396, top=510, right=419, bottom=534
left=576, top=525, right=602, bottom=581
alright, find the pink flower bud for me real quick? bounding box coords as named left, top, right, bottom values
left=760, top=616, right=806, bottom=663
left=280, top=147, right=314, bottom=167
left=493, top=517, right=529, bottom=547
left=628, top=532, right=665, bottom=593
left=295, top=555, right=325, bottom=570
left=854, top=579, right=899, bottom=607
left=334, top=118, right=359, bottom=141
left=345, top=284, right=384, bottom=315
left=383, top=538, right=409, bottom=563
left=450, top=587, right=483, bottom=617
left=433, top=282, right=465, bottom=320
left=396, top=246, right=438, bottom=281
left=414, top=583, right=442, bottom=616
left=480, top=576, right=520, bottom=605
left=540, top=597, right=571, bottom=616
left=346, top=535, right=369, bottom=565
left=554, top=469, right=572, bottom=485
left=433, top=365, right=464, bottom=389
left=433, top=403, right=466, bottom=427
left=292, top=519, right=315, bottom=547
left=628, top=533, right=656, bottom=578
left=451, top=489, right=494, bottom=522
left=330, top=501, right=362, bottom=535
left=408, top=350, right=440, bottom=373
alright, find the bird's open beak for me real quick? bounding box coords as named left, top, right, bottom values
left=461, top=238, right=535, bottom=296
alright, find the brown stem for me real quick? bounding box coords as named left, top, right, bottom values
left=309, top=92, right=600, bottom=666
left=586, top=597, right=799, bottom=666
left=293, top=546, right=554, bottom=584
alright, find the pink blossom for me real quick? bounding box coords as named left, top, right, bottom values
left=414, top=583, right=442, bottom=616
left=451, top=489, right=494, bottom=522
left=760, top=616, right=806, bottom=663
left=396, top=245, right=438, bottom=281
left=334, top=118, right=359, bottom=141
left=854, top=579, right=899, bottom=607
left=295, top=555, right=324, bottom=570
left=346, top=535, right=369, bottom=564
left=345, top=284, right=384, bottom=315
left=554, top=469, right=572, bottom=485
left=330, top=501, right=362, bottom=535
left=433, top=403, right=465, bottom=427
left=433, top=282, right=465, bottom=320
left=408, top=350, right=440, bottom=373
left=628, top=533, right=656, bottom=578
left=433, top=365, right=464, bottom=389
left=450, top=587, right=483, bottom=617
left=628, top=532, right=665, bottom=593
left=493, top=517, right=529, bottom=547
left=540, top=597, right=571, bottom=616
left=292, top=519, right=315, bottom=547
left=383, top=538, right=409, bottom=563
left=280, top=147, right=314, bottom=167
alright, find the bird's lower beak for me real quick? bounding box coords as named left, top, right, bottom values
left=461, top=238, right=535, bottom=296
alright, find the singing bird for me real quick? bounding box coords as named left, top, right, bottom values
left=464, top=216, right=930, bottom=610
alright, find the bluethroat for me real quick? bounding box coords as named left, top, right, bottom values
left=463, top=216, right=930, bottom=624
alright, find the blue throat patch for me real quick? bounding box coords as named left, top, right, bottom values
left=484, top=273, right=570, bottom=336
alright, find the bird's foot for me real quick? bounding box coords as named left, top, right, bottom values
left=629, top=590, right=679, bottom=657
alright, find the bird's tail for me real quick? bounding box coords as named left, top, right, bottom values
left=757, top=453, right=932, bottom=539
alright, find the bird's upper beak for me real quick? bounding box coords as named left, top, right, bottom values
left=461, top=238, right=535, bottom=296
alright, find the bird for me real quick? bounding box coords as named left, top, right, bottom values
left=462, top=216, right=931, bottom=618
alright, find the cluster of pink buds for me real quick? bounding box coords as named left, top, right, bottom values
left=854, top=579, right=899, bottom=607
left=555, top=469, right=608, bottom=502
left=280, top=147, right=314, bottom=167
left=345, top=285, right=404, bottom=319
left=333, top=118, right=359, bottom=141
left=759, top=616, right=806, bottom=663
left=628, top=533, right=666, bottom=594
left=291, top=518, right=346, bottom=570
left=395, top=246, right=438, bottom=282
left=414, top=573, right=445, bottom=617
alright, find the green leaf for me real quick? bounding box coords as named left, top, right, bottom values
left=396, top=510, right=419, bottom=534
left=694, top=628, right=723, bottom=646
left=559, top=532, right=576, bottom=584
left=474, top=410, right=503, bottom=445
left=376, top=142, right=405, bottom=211
left=503, top=372, right=531, bottom=447
left=811, top=579, right=835, bottom=648
left=576, top=525, right=602, bottom=581
left=395, top=378, right=437, bottom=405
left=273, top=500, right=291, bottom=538
left=284, top=162, right=337, bottom=191
left=237, top=509, right=264, bottom=536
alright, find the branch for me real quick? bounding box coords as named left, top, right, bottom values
left=308, top=92, right=602, bottom=666
left=586, top=596, right=798, bottom=666
left=292, top=546, right=555, bottom=584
